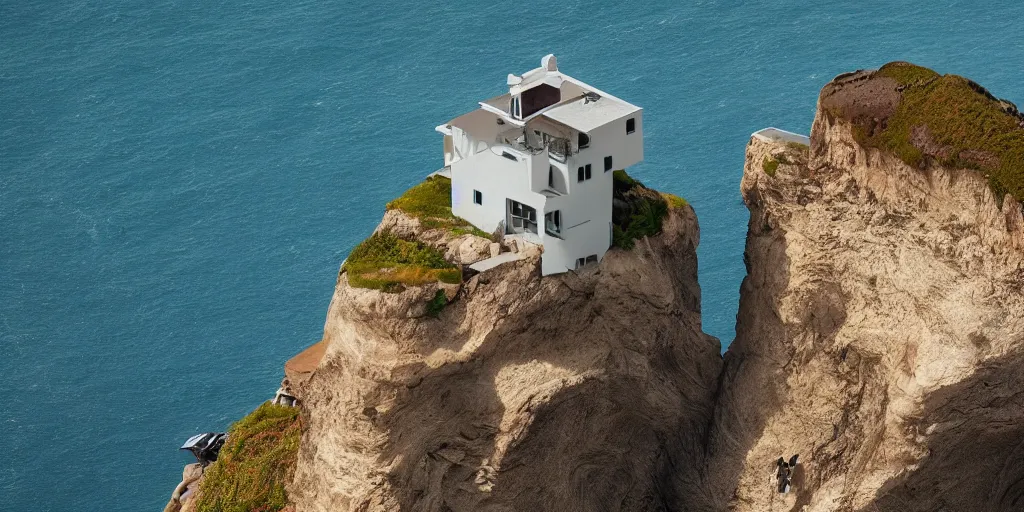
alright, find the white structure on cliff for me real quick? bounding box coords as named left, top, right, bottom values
left=435, top=55, right=644, bottom=275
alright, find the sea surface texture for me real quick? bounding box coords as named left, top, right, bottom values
left=1, top=1, right=1021, bottom=509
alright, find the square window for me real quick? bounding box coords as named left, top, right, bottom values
left=626, top=118, right=636, bottom=134
left=473, top=190, right=482, bottom=205
left=604, top=156, right=613, bottom=172
left=577, top=166, right=585, bottom=182
left=585, top=164, right=592, bottom=180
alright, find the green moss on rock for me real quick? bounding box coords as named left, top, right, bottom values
left=826, top=61, right=1024, bottom=201
left=611, top=170, right=684, bottom=250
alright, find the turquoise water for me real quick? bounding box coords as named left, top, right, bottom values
left=1, top=1, right=1021, bottom=509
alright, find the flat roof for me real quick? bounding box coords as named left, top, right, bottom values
left=542, top=95, right=641, bottom=133
left=440, top=66, right=642, bottom=134
left=752, top=127, right=810, bottom=145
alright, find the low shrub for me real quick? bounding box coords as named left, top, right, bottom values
left=763, top=157, right=780, bottom=177
left=195, top=403, right=301, bottom=512
left=343, top=231, right=460, bottom=292
left=425, top=289, right=448, bottom=317
left=611, top=170, right=682, bottom=250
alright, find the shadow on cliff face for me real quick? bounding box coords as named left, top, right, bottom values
left=700, top=135, right=857, bottom=509
left=699, top=167, right=798, bottom=509
left=863, top=346, right=1024, bottom=512
left=368, top=207, right=722, bottom=512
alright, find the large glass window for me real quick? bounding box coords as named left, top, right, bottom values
left=508, top=200, right=537, bottom=234
left=545, top=210, right=562, bottom=237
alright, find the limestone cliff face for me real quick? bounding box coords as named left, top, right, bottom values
left=706, top=72, right=1024, bottom=511
left=289, top=205, right=722, bottom=511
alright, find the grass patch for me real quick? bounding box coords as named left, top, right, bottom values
left=195, top=403, right=301, bottom=512
left=763, top=156, right=780, bottom=177
left=343, top=231, right=460, bottom=292
left=611, top=170, right=679, bottom=250
left=425, top=289, right=448, bottom=317
left=661, top=192, right=688, bottom=209
left=386, top=176, right=489, bottom=238
left=847, top=62, right=1024, bottom=201
left=876, top=61, right=940, bottom=86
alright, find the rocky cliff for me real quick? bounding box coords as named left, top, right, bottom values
left=182, top=63, right=1024, bottom=512
left=288, top=186, right=722, bottom=511
left=705, top=63, right=1024, bottom=511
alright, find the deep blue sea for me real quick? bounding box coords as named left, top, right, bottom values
left=2, top=1, right=1021, bottom=509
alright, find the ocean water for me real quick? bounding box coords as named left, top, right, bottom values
left=1, top=1, right=1021, bottom=509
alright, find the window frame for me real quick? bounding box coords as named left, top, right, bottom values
left=544, top=210, right=562, bottom=237
left=578, top=132, right=590, bottom=150
left=604, top=156, right=613, bottom=172
left=473, top=190, right=482, bottom=205
left=626, top=118, right=636, bottom=134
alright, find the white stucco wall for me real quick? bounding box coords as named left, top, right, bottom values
left=451, top=146, right=546, bottom=236
left=539, top=152, right=614, bottom=275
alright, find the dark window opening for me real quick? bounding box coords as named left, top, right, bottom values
left=473, top=190, right=482, bottom=205
left=577, top=166, right=584, bottom=182
left=549, top=166, right=555, bottom=188
left=578, top=132, right=590, bottom=149
left=585, top=164, right=592, bottom=180
left=626, top=118, right=636, bottom=134
left=507, top=199, right=537, bottom=234
left=521, top=84, right=561, bottom=117
left=575, top=254, right=598, bottom=269
left=604, top=156, right=613, bottom=172
left=545, top=210, right=562, bottom=237
left=501, top=151, right=518, bottom=162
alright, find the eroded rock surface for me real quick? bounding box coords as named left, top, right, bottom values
left=705, top=82, right=1024, bottom=511
left=289, top=206, right=722, bottom=511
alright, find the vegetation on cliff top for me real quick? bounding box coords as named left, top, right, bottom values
left=343, top=231, right=460, bottom=292
left=836, top=61, right=1024, bottom=201
left=386, top=176, right=489, bottom=237
left=611, top=170, right=686, bottom=249
left=195, top=403, right=300, bottom=512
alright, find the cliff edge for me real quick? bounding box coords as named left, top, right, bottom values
left=706, top=63, right=1024, bottom=511
left=288, top=176, right=722, bottom=511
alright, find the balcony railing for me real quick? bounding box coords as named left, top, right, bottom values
left=508, top=135, right=575, bottom=163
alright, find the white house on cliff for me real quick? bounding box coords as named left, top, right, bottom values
left=435, top=55, right=644, bottom=276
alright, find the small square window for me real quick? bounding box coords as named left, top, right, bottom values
left=604, top=156, right=613, bottom=172
left=626, top=118, right=636, bottom=134
left=585, top=164, right=592, bottom=180
left=473, top=190, right=482, bottom=205
left=577, top=166, right=585, bottom=182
